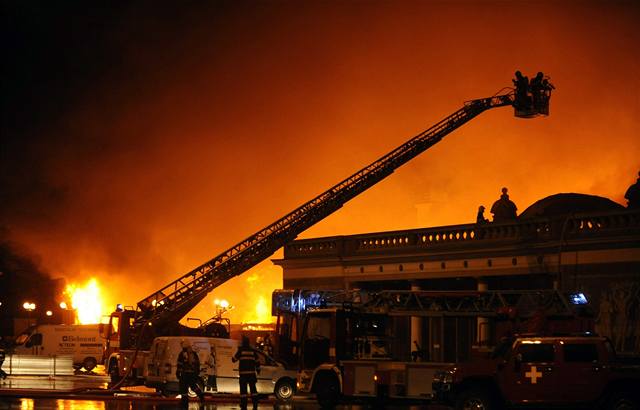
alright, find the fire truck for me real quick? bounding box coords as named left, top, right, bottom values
left=99, top=75, right=553, bottom=384
left=273, top=288, right=592, bottom=406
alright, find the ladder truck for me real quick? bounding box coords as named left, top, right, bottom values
left=100, top=76, right=553, bottom=383
left=273, top=289, right=592, bottom=406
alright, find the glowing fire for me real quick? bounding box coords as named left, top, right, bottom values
left=65, top=278, right=104, bottom=324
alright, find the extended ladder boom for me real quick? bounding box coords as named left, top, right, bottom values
left=138, top=92, right=517, bottom=329
left=273, top=289, right=587, bottom=318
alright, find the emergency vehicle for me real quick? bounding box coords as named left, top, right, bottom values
left=12, top=324, right=103, bottom=371
left=432, top=334, right=640, bottom=410
left=274, top=288, right=591, bottom=406
left=145, top=336, right=297, bottom=401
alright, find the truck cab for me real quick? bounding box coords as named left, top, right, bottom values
left=433, top=334, right=640, bottom=410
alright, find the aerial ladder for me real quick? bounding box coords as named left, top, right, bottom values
left=101, top=76, right=552, bottom=382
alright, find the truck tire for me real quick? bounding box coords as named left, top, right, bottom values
left=315, top=375, right=340, bottom=408
left=108, top=359, right=122, bottom=384
left=275, top=378, right=295, bottom=401
left=82, top=357, right=97, bottom=372
left=606, top=391, right=639, bottom=410
left=455, top=388, right=495, bottom=410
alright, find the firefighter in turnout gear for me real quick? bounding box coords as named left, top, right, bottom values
left=176, top=339, right=205, bottom=407
left=0, top=338, right=8, bottom=380
left=232, top=336, right=260, bottom=409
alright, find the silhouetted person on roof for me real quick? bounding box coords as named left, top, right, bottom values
left=476, top=205, right=488, bottom=224
left=625, top=171, right=640, bottom=209
left=491, top=187, right=518, bottom=222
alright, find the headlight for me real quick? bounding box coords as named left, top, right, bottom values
left=433, top=370, right=454, bottom=384
left=297, top=371, right=312, bottom=391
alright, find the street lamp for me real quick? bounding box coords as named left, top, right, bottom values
left=23, top=301, right=36, bottom=326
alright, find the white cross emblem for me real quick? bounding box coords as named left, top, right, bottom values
left=525, top=365, right=542, bottom=384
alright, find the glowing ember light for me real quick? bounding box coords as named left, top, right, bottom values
left=65, top=278, right=104, bottom=324
left=241, top=324, right=275, bottom=331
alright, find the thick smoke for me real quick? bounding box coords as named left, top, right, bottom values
left=1, top=2, right=639, bottom=323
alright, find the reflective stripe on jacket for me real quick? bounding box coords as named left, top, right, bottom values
left=233, top=346, right=260, bottom=375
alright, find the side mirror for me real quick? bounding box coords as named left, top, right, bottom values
left=514, top=353, right=522, bottom=372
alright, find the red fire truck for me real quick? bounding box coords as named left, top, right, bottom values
left=273, top=288, right=591, bottom=406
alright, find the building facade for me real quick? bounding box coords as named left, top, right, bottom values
left=274, top=194, right=640, bottom=359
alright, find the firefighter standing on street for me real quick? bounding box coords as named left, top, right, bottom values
left=232, top=336, right=260, bottom=409
left=0, top=337, right=8, bottom=380
left=176, top=339, right=205, bottom=407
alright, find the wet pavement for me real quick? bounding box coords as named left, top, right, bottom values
left=0, top=374, right=110, bottom=392
left=0, top=374, right=443, bottom=409
left=0, top=399, right=436, bottom=409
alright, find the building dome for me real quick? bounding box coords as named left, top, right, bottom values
left=519, top=193, right=624, bottom=219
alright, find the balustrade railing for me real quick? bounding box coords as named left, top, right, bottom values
left=283, top=209, right=640, bottom=259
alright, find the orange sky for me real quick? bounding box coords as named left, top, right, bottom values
left=2, top=1, right=639, bottom=324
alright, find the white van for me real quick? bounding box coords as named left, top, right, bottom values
left=12, top=324, right=103, bottom=371
left=145, top=336, right=297, bottom=401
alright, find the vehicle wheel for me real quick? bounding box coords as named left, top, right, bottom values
left=82, top=357, right=97, bottom=372
left=275, top=378, right=295, bottom=401
left=455, top=388, right=494, bottom=410
left=316, top=377, right=340, bottom=408
left=607, top=392, right=639, bottom=410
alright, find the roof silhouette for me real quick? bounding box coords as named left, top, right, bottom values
left=520, top=193, right=624, bottom=219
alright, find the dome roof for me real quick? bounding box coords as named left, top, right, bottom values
left=519, top=193, right=624, bottom=219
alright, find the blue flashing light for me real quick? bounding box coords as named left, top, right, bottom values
left=570, top=293, right=588, bottom=305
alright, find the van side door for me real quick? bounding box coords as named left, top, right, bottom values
left=255, top=350, right=277, bottom=394
left=25, top=333, right=43, bottom=356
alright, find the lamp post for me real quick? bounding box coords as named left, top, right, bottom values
left=23, top=302, right=36, bottom=326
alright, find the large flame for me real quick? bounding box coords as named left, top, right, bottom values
left=65, top=278, right=105, bottom=324
left=204, top=265, right=280, bottom=325
left=242, top=273, right=275, bottom=324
